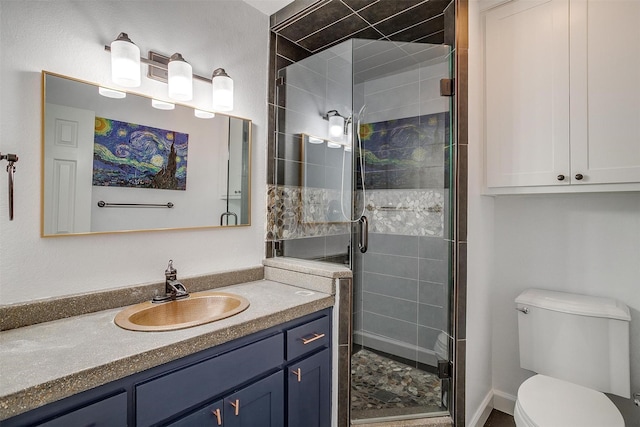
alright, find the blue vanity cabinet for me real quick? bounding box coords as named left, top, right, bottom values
left=285, top=313, right=332, bottom=427
left=1, top=308, right=332, bottom=427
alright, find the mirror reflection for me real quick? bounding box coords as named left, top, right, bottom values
left=42, top=72, right=251, bottom=236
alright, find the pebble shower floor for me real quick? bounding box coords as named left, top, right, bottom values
left=350, top=349, right=443, bottom=420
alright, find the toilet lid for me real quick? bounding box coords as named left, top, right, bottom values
left=516, top=375, right=624, bottom=427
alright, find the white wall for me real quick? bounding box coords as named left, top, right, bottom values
left=467, top=1, right=640, bottom=425
left=0, top=1, right=269, bottom=304
left=490, top=192, right=640, bottom=421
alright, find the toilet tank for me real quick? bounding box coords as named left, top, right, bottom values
left=515, top=289, right=631, bottom=398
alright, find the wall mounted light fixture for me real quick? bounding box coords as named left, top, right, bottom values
left=105, top=32, right=233, bottom=112
left=211, top=68, right=234, bottom=111
left=167, top=53, right=193, bottom=101
left=322, top=110, right=353, bottom=151
left=110, top=33, right=140, bottom=87
left=323, top=110, right=345, bottom=141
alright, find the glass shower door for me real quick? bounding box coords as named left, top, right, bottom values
left=349, top=39, right=453, bottom=422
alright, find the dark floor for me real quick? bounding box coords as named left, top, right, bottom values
left=483, top=409, right=516, bottom=427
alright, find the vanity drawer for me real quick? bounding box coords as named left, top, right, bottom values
left=37, top=392, right=127, bottom=427
left=286, top=315, right=330, bottom=361
left=136, top=333, right=284, bottom=426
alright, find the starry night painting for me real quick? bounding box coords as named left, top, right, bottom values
left=92, top=117, right=188, bottom=190
left=357, top=112, right=449, bottom=190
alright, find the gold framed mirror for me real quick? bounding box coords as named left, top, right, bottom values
left=41, top=71, right=251, bottom=236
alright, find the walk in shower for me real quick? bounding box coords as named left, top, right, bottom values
left=269, top=38, right=454, bottom=423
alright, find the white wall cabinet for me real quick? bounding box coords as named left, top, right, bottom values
left=484, top=0, right=640, bottom=193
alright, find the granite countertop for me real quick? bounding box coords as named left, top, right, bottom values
left=0, top=279, right=334, bottom=420
left=263, top=257, right=351, bottom=278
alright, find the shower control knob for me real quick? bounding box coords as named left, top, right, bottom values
left=575, top=173, right=584, bottom=181
left=557, top=174, right=565, bottom=181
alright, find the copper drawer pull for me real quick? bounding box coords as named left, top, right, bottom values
left=292, top=367, right=302, bottom=382
left=230, top=399, right=240, bottom=416
left=301, top=333, right=325, bottom=345
left=211, top=408, right=222, bottom=425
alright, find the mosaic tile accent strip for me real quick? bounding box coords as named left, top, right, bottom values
left=358, top=189, right=445, bottom=237
left=266, top=184, right=350, bottom=240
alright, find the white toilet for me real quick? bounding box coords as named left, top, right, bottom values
left=514, top=289, right=631, bottom=427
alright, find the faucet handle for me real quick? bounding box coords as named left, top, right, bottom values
left=166, top=259, right=177, bottom=276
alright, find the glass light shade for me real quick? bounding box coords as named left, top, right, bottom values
left=212, top=68, right=233, bottom=111
left=328, top=114, right=344, bottom=140
left=98, top=87, right=126, bottom=99
left=194, top=109, right=215, bottom=119
left=151, top=99, right=175, bottom=110
left=168, top=53, right=193, bottom=101
left=110, top=33, right=141, bottom=87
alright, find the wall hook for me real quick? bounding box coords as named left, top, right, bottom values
left=0, top=152, right=19, bottom=220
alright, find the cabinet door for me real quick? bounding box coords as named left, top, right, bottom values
left=287, top=349, right=331, bottom=427
left=569, top=0, right=640, bottom=185
left=136, top=334, right=283, bottom=426
left=485, top=0, right=571, bottom=187
left=224, top=371, right=284, bottom=427
left=166, top=399, right=224, bottom=427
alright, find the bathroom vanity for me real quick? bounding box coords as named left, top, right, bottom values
left=0, top=258, right=352, bottom=427
left=2, top=307, right=332, bottom=427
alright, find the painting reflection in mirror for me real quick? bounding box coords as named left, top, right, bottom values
left=42, top=72, right=251, bottom=236
left=93, top=117, right=189, bottom=190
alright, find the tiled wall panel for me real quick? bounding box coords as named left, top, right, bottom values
left=354, top=231, right=450, bottom=361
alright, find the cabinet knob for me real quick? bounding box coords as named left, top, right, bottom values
left=575, top=173, right=584, bottom=181
left=557, top=174, right=565, bottom=181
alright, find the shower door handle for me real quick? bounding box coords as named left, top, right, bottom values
left=358, top=215, right=368, bottom=253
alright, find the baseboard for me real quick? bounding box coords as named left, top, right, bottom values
left=467, top=389, right=517, bottom=427
left=492, top=390, right=517, bottom=416
left=467, top=390, right=494, bottom=427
